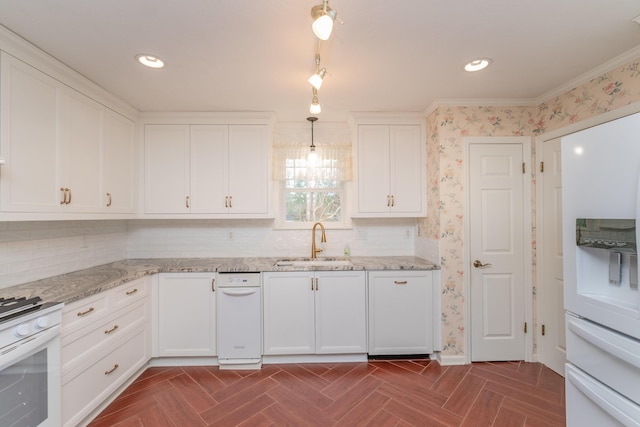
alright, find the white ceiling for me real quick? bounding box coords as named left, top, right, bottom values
left=1, top=0, right=639, bottom=122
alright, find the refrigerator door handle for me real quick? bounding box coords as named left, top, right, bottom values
left=568, top=316, right=640, bottom=369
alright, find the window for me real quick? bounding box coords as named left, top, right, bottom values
left=273, top=142, right=351, bottom=227
left=284, top=156, right=342, bottom=223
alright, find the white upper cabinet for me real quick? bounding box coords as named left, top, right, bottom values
left=0, top=51, right=137, bottom=217
left=61, top=88, right=104, bottom=212
left=227, top=125, right=269, bottom=214
left=104, top=109, right=136, bottom=213
left=144, top=121, right=270, bottom=217
left=144, top=124, right=190, bottom=213
left=351, top=114, right=426, bottom=217
left=1, top=52, right=64, bottom=212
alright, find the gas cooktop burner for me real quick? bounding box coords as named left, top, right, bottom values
left=0, top=296, right=44, bottom=322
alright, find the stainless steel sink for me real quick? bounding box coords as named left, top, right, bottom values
left=274, top=258, right=353, bottom=267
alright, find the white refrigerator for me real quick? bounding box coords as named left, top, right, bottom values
left=562, top=112, right=640, bottom=426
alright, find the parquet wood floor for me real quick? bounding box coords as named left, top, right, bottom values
left=88, top=360, right=565, bottom=426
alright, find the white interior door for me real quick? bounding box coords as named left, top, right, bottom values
left=469, top=142, right=526, bottom=361
left=539, top=137, right=566, bottom=376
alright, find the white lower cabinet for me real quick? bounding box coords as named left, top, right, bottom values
left=157, top=272, right=217, bottom=356
left=368, top=270, right=435, bottom=355
left=263, top=271, right=367, bottom=355
left=61, top=277, right=151, bottom=427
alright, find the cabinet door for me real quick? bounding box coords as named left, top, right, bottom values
left=315, top=271, right=367, bottom=354
left=0, top=53, right=63, bottom=212
left=144, top=125, right=190, bottom=213
left=368, top=271, right=433, bottom=355
left=389, top=125, right=423, bottom=214
left=227, top=125, right=268, bottom=214
left=157, top=273, right=216, bottom=356
left=357, top=125, right=391, bottom=214
left=62, top=89, right=104, bottom=212
left=104, top=109, right=135, bottom=213
left=263, top=271, right=315, bottom=354
left=190, top=125, right=228, bottom=213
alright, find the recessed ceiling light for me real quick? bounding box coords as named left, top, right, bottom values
left=136, top=54, right=165, bottom=69
left=464, top=58, right=492, bottom=72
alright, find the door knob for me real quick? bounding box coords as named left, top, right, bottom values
left=473, top=260, right=492, bottom=268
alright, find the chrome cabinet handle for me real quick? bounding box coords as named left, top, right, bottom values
left=77, top=307, right=95, bottom=317
left=104, top=325, right=119, bottom=334
left=104, top=364, right=119, bottom=375
left=106, top=192, right=112, bottom=207
left=473, top=260, right=492, bottom=268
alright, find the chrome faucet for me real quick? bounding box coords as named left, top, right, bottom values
left=311, top=222, right=326, bottom=259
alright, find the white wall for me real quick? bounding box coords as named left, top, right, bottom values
left=0, top=220, right=128, bottom=289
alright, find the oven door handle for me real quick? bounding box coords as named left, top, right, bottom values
left=0, top=325, right=60, bottom=371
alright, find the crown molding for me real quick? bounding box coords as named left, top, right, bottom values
left=426, top=45, right=640, bottom=117
left=0, top=24, right=139, bottom=119
left=534, top=45, right=640, bottom=104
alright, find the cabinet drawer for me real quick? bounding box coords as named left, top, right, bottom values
left=62, top=301, right=147, bottom=373
left=62, top=327, right=147, bottom=427
left=113, top=277, right=148, bottom=309
left=62, top=292, right=109, bottom=334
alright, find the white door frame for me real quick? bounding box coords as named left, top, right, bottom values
left=464, top=136, right=533, bottom=364
left=534, top=101, right=640, bottom=365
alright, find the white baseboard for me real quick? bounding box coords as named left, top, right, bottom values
left=148, top=356, right=219, bottom=367
left=439, top=354, right=468, bottom=366
left=262, top=354, right=368, bottom=364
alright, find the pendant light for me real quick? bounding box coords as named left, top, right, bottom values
left=307, top=116, right=318, bottom=163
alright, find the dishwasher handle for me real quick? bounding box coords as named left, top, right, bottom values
left=220, top=288, right=258, bottom=297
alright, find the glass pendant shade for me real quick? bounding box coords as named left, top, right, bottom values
left=310, top=100, right=321, bottom=114
left=308, top=68, right=326, bottom=90
left=312, top=14, right=334, bottom=40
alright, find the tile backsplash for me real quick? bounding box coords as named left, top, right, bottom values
left=0, top=218, right=430, bottom=289
left=0, top=220, right=128, bottom=289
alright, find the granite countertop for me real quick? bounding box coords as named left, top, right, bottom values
left=0, top=256, right=439, bottom=305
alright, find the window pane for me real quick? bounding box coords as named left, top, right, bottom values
left=284, top=191, right=341, bottom=222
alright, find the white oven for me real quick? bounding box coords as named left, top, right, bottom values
left=0, top=299, right=63, bottom=427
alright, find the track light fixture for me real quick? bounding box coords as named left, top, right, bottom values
left=308, top=53, right=327, bottom=90
left=311, top=0, right=337, bottom=41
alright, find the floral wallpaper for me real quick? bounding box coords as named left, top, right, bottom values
left=419, top=57, right=640, bottom=357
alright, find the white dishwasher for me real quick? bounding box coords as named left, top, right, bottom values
left=217, top=272, right=262, bottom=370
